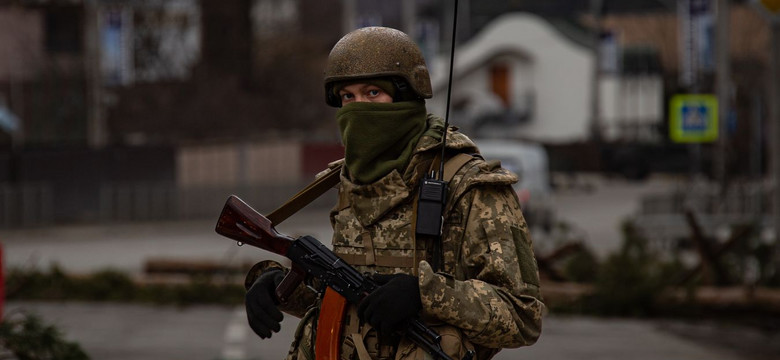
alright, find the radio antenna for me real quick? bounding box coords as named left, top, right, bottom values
left=437, top=0, right=458, bottom=180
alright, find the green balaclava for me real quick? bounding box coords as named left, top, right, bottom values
left=337, top=100, right=428, bottom=184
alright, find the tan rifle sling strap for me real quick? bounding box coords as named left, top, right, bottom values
left=267, top=152, right=472, bottom=227
left=266, top=163, right=343, bottom=225
left=442, top=153, right=475, bottom=187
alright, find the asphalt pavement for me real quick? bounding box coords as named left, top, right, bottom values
left=2, top=175, right=778, bottom=359
left=5, top=301, right=772, bottom=360
left=0, top=174, right=678, bottom=275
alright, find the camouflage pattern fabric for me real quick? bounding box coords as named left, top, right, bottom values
left=246, top=115, right=544, bottom=359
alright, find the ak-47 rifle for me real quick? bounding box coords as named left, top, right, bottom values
left=215, top=195, right=473, bottom=360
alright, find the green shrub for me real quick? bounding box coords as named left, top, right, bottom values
left=562, top=248, right=599, bottom=283
left=582, top=220, right=682, bottom=317
left=74, top=270, right=138, bottom=302
left=6, top=265, right=244, bottom=306
left=6, top=265, right=75, bottom=300
left=0, top=312, right=89, bottom=360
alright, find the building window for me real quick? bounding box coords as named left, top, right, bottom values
left=252, top=0, right=300, bottom=37
left=133, top=1, right=201, bottom=83
left=490, top=63, right=510, bottom=107
left=45, top=6, right=83, bottom=54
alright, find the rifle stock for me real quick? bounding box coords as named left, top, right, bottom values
left=216, top=195, right=305, bottom=301
left=216, top=195, right=295, bottom=255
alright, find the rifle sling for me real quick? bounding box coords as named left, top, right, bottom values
left=443, top=153, right=474, bottom=183
left=266, top=152, right=470, bottom=227
left=338, top=253, right=417, bottom=268
left=266, top=164, right=343, bottom=225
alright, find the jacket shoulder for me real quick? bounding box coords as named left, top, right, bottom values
left=453, top=156, right=518, bottom=190
left=445, top=155, right=517, bottom=210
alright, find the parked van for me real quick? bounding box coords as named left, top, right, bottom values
left=474, top=138, right=553, bottom=230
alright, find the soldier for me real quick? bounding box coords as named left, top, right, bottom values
left=244, top=26, right=545, bottom=360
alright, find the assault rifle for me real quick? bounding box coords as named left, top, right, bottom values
left=215, top=195, right=473, bottom=360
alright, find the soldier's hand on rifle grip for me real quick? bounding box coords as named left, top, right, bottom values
left=246, top=268, right=286, bottom=339
left=358, top=273, right=422, bottom=335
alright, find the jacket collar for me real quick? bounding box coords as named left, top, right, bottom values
left=339, top=114, right=480, bottom=226
left=340, top=169, right=410, bottom=226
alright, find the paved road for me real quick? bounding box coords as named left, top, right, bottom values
left=0, top=174, right=678, bottom=275
left=6, top=301, right=770, bottom=360
left=0, top=209, right=333, bottom=276
left=3, top=175, right=778, bottom=359
left=544, top=174, right=680, bottom=258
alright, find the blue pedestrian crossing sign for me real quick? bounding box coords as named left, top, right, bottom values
left=669, top=94, right=718, bottom=143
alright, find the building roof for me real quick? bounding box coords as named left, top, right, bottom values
left=431, top=12, right=592, bottom=91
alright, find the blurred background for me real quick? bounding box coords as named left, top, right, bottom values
left=1, top=0, right=780, bottom=359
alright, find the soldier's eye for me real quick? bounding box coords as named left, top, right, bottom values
left=368, top=89, right=380, bottom=97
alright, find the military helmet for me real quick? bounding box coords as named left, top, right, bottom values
left=324, top=26, right=432, bottom=107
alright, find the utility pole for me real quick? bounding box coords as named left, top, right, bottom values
left=401, top=0, right=416, bottom=36
left=753, top=0, right=780, bottom=258
left=715, top=0, right=730, bottom=193
left=589, top=0, right=604, bottom=141
left=341, top=0, right=357, bottom=33
left=85, top=0, right=106, bottom=148
left=460, top=0, right=470, bottom=42
left=772, top=21, right=780, bottom=251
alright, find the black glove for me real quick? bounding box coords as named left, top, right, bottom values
left=245, top=269, right=285, bottom=339
left=358, top=273, right=422, bottom=334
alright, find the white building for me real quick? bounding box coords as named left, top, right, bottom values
left=427, top=13, right=663, bottom=144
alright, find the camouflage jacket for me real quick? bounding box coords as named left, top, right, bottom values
left=246, top=115, right=544, bottom=360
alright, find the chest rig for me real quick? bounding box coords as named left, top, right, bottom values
left=330, top=152, right=472, bottom=276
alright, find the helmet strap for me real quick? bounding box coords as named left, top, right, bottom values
left=325, top=83, right=341, bottom=107
left=391, top=77, right=421, bottom=103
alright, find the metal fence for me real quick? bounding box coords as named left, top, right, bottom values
left=0, top=142, right=344, bottom=229
left=633, top=180, right=774, bottom=253
left=640, top=180, right=773, bottom=217
left=99, top=182, right=338, bottom=221
left=0, top=181, right=338, bottom=229
left=0, top=182, right=54, bottom=228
